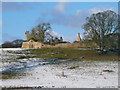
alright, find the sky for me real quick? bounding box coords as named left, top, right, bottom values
left=1, top=2, right=118, bottom=44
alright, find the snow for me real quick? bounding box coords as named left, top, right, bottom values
left=1, top=61, right=118, bottom=88
left=0, top=48, right=25, bottom=51
left=0, top=48, right=118, bottom=88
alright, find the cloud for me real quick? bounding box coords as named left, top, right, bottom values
left=36, top=2, right=68, bottom=26
left=57, top=0, right=73, bottom=2
left=47, top=30, right=63, bottom=38
left=54, top=2, right=66, bottom=13
left=63, top=35, right=77, bottom=42
left=49, top=8, right=89, bottom=29
left=2, top=2, right=32, bottom=11
left=90, top=7, right=116, bottom=14
left=0, top=20, right=2, bottom=26
left=36, top=4, right=117, bottom=30
left=0, top=2, right=2, bottom=11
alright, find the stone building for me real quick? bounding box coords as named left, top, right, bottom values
left=22, top=40, right=42, bottom=48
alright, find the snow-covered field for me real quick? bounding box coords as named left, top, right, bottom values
left=0, top=48, right=118, bottom=88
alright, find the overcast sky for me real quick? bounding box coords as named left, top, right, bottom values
left=1, top=2, right=118, bottom=44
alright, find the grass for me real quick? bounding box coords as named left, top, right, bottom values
left=28, top=48, right=119, bottom=61
left=17, top=55, right=35, bottom=59
left=1, top=73, right=19, bottom=79
left=67, top=65, right=79, bottom=69
left=1, top=73, right=27, bottom=79
left=6, top=50, right=23, bottom=54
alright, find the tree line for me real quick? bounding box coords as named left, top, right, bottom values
left=1, top=39, right=24, bottom=48
left=1, top=10, right=119, bottom=50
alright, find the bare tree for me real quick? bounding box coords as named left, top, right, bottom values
left=35, top=23, right=51, bottom=42
left=25, top=23, right=51, bottom=43
left=83, top=10, right=119, bottom=50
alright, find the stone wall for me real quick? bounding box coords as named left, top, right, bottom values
left=41, top=43, right=72, bottom=48
left=41, top=43, right=93, bottom=48
left=22, top=42, right=98, bottom=49
left=22, top=42, right=29, bottom=48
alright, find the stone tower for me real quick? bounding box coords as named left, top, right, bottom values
left=25, top=31, right=30, bottom=41
left=77, top=33, right=81, bottom=42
